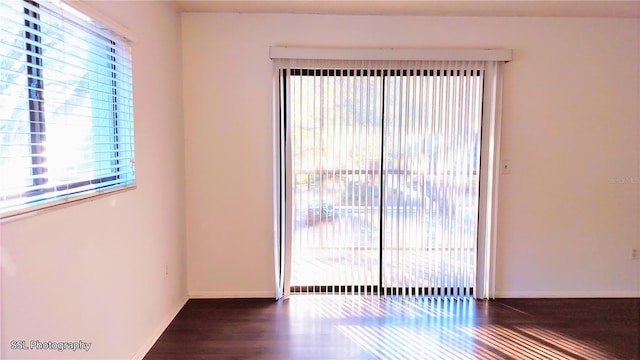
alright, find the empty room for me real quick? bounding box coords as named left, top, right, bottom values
left=0, top=0, right=638, bottom=359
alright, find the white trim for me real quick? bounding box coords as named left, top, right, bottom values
left=273, top=64, right=283, bottom=300
left=0, top=229, right=2, bottom=359
left=495, top=290, right=640, bottom=298
left=475, top=62, right=505, bottom=300
left=270, top=47, right=513, bottom=62
left=132, top=295, right=188, bottom=360
left=1, top=185, right=136, bottom=224
left=189, top=291, right=277, bottom=299
left=282, top=70, right=293, bottom=301
left=61, top=0, right=137, bottom=42
left=489, top=63, right=505, bottom=299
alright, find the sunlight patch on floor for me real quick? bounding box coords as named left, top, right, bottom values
left=336, top=323, right=614, bottom=360
left=288, top=295, right=615, bottom=360
left=289, top=294, right=471, bottom=320
left=337, top=325, right=498, bottom=360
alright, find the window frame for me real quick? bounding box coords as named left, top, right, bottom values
left=283, top=66, right=484, bottom=297
left=0, top=0, right=136, bottom=221
left=271, top=49, right=511, bottom=300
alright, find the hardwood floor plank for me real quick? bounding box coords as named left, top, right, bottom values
left=144, top=297, right=639, bottom=359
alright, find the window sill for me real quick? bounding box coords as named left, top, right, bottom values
left=0, top=185, right=137, bottom=224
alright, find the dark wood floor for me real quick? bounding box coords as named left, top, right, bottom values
left=144, top=296, right=639, bottom=359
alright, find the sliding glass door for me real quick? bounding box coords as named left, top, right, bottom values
left=283, top=63, right=483, bottom=297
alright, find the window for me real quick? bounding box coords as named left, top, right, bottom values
left=0, top=0, right=135, bottom=219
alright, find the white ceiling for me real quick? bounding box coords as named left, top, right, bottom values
left=175, top=0, right=640, bottom=18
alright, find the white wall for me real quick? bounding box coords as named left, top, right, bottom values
left=0, top=1, right=186, bottom=359
left=182, top=13, right=639, bottom=298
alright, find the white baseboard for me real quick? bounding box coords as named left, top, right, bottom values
left=495, top=290, right=640, bottom=298
left=190, top=290, right=639, bottom=299
left=132, top=294, right=189, bottom=360
left=189, top=290, right=276, bottom=299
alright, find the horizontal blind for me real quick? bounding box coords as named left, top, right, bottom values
left=0, top=0, right=135, bottom=217
left=278, top=59, right=482, bottom=298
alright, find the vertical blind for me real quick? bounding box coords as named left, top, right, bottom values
left=275, top=58, right=487, bottom=298
left=0, top=0, right=135, bottom=218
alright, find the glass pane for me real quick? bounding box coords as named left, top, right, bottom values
left=1, top=0, right=134, bottom=216
left=0, top=2, right=31, bottom=197
left=382, top=71, right=482, bottom=294
left=39, top=10, right=116, bottom=186
left=288, top=67, right=483, bottom=296
left=290, top=71, right=383, bottom=290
